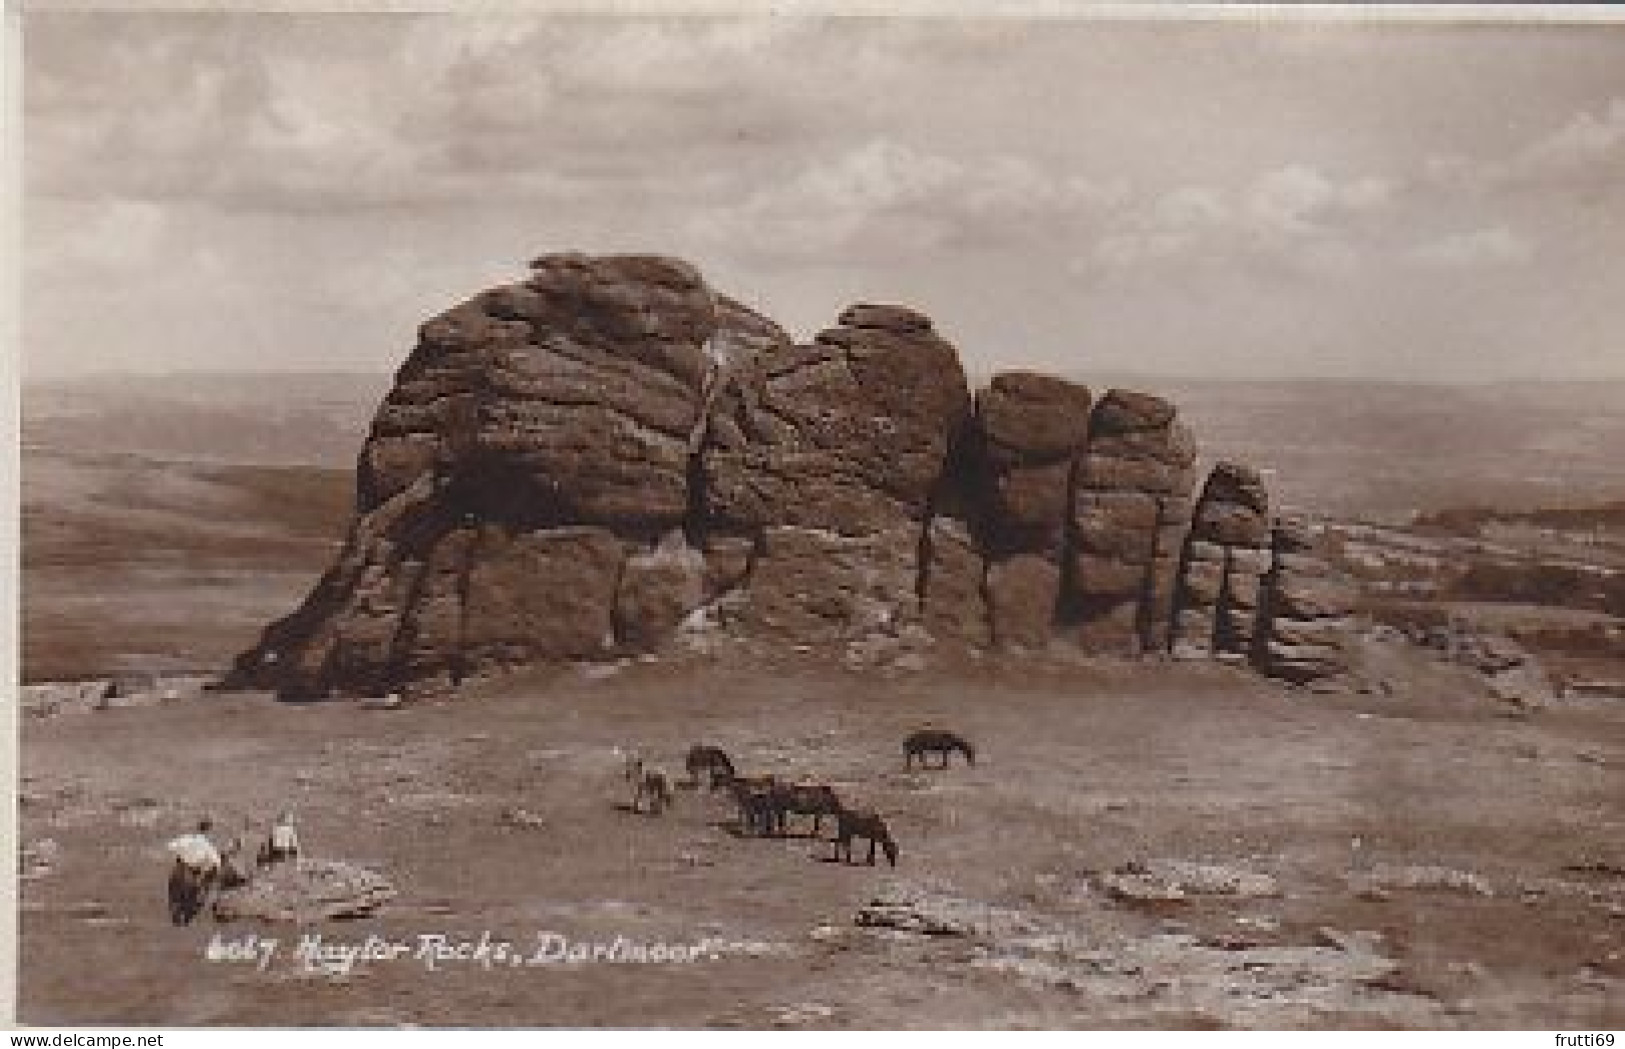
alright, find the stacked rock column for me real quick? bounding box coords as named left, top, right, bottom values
left=1255, top=518, right=1358, bottom=682
left=1068, top=390, right=1199, bottom=655
left=969, top=373, right=1094, bottom=650
left=703, top=303, right=972, bottom=653
left=1172, top=461, right=1273, bottom=661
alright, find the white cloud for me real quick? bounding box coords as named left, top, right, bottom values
left=1245, top=166, right=1390, bottom=236
left=20, top=15, right=1625, bottom=382
left=688, top=140, right=1124, bottom=261
left=1425, top=96, right=1625, bottom=196
left=1409, top=225, right=1533, bottom=269
left=1091, top=166, right=1388, bottom=273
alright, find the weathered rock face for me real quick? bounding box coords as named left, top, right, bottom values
left=920, top=518, right=990, bottom=648
left=1171, top=462, right=1273, bottom=662
left=970, top=372, right=1092, bottom=650
left=704, top=302, right=969, bottom=537
left=228, top=251, right=1352, bottom=697
left=229, top=254, right=784, bottom=697
left=1067, top=390, right=1198, bottom=655
left=1255, top=519, right=1358, bottom=683
left=360, top=254, right=722, bottom=528
left=704, top=303, right=971, bottom=645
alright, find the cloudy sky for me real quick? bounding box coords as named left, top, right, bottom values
left=20, top=9, right=1625, bottom=382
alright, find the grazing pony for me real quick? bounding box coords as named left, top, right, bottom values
left=684, top=745, right=737, bottom=789
left=831, top=807, right=899, bottom=867
left=218, top=836, right=251, bottom=890
left=166, top=821, right=223, bottom=925
left=770, top=782, right=844, bottom=838
left=623, top=752, right=674, bottom=815
left=168, top=861, right=216, bottom=925
left=257, top=811, right=301, bottom=867
left=903, top=728, right=976, bottom=770
left=728, top=775, right=779, bottom=836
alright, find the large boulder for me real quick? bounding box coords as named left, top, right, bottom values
left=226, top=250, right=1326, bottom=696
left=963, top=372, right=1094, bottom=649
left=1171, top=462, right=1272, bottom=660
left=974, top=372, right=1093, bottom=554
left=614, top=532, right=709, bottom=649
left=213, top=860, right=394, bottom=923
left=1067, top=389, right=1198, bottom=654
left=737, top=526, right=922, bottom=646
left=986, top=554, right=1061, bottom=650
left=1254, top=518, right=1358, bottom=684
left=460, top=525, right=626, bottom=671
left=703, top=304, right=970, bottom=537
left=361, top=254, right=723, bottom=526
left=229, top=253, right=787, bottom=698
left=700, top=304, right=971, bottom=656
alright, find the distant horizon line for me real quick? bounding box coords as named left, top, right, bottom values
left=20, top=367, right=1625, bottom=389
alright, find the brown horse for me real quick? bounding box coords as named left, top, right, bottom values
left=168, top=858, right=219, bottom=925
left=684, top=745, right=737, bottom=790
left=770, top=782, right=844, bottom=838
left=728, top=774, right=778, bottom=836
left=904, top=728, right=976, bottom=770
left=623, top=753, right=674, bottom=815
left=218, top=836, right=251, bottom=890
left=832, top=807, right=899, bottom=866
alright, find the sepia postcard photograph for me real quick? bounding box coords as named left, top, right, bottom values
left=9, top=1, right=1625, bottom=1031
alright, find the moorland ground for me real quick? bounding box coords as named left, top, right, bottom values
left=17, top=652, right=1625, bottom=1028
left=16, top=376, right=1625, bottom=1028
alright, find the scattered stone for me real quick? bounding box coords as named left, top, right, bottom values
left=213, top=859, right=395, bottom=923
left=807, top=924, right=848, bottom=944
left=768, top=1001, right=835, bottom=1027
left=1235, top=915, right=1281, bottom=932
left=1315, top=927, right=1385, bottom=953
left=854, top=885, right=991, bottom=937
left=1350, top=864, right=1493, bottom=897
left=1100, top=859, right=1280, bottom=903
left=498, top=807, right=547, bottom=830
left=1098, top=868, right=1187, bottom=905
left=20, top=680, right=116, bottom=719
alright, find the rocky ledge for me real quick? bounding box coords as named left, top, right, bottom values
left=225, top=252, right=1357, bottom=699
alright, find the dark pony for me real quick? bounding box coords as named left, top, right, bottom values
left=623, top=753, right=674, bottom=815
left=684, top=745, right=737, bottom=789
left=832, top=808, right=899, bottom=867
left=903, top=728, right=976, bottom=770
left=728, top=775, right=779, bottom=836
left=769, top=782, right=844, bottom=837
